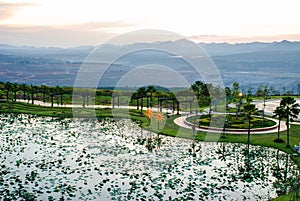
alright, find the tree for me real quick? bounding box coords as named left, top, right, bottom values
left=20, top=83, right=28, bottom=100
left=191, top=81, right=210, bottom=107
left=4, top=82, right=12, bottom=101
left=40, top=85, right=49, bottom=103
left=29, top=85, right=38, bottom=104
left=280, top=97, right=300, bottom=148
left=225, top=87, right=232, bottom=110
left=131, top=92, right=139, bottom=110
left=262, top=85, right=269, bottom=119
left=55, top=85, right=64, bottom=105
left=273, top=106, right=285, bottom=143
left=147, top=86, right=156, bottom=108
left=242, top=102, right=259, bottom=150
left=49, top=87, right=56, bottom=107
left=191, top=81, right=203, bottom=100
left=137, top=87, right=147, bottom=113
left=12, top=83, right=19, bottom=102
left=232, top=82, right=239, bottom=100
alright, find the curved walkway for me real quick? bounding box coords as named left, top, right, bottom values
left=254, top=98, right=300, bottom=121
left=16, top=99, right=174, bottom=113
left=174, top=114, right=286, bottom=134
left=174, top=98, right=300, bottom=134
left=15, top=98, right=297, bottom=134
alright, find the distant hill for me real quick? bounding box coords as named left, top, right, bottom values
left=0, top=40, right=299, bottom=92
left=199, top=40, right=300, bottom=56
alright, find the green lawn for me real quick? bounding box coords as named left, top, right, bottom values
left=186, top=114, right=276, bottom=129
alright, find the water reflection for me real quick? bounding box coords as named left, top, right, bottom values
left=0, top=114, right=298, bottom=200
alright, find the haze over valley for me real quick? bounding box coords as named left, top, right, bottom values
left=1, top=40, right=299, bottom=93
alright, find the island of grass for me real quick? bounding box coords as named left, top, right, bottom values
left=186, top=114, right=277, bottom=129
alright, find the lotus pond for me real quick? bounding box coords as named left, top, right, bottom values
left=0, top=114, right=299, bottom=201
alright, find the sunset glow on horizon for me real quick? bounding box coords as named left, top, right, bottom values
left=1, top=0, right=300, bottom=47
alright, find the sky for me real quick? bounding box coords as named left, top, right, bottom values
left=1, top=0, right=300, bottom=47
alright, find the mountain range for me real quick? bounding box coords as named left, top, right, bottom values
left=0, top=40, right=299, bottom=92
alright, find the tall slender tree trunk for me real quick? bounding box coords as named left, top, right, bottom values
left=6, top=91, right=9, bottom=101
left=140, top=97, right=143, bottom=113
left=31, top=93, right=34, bottom=104
left=51, top=95, right=54, bottom=107
left=172, top=100, right=175, bottom=113
left=146, top=97, right=149, bottom=108
left=286, top=119, right=290, bottom=148
left=277, top=120, right=281, bottom=140
left=247, top=117, right=251, bottom=150
left=82, top=96, right=85, bottom=108
left=43, top=92, right=46, bottom=103
left=14, top=91, right=17, bottom=102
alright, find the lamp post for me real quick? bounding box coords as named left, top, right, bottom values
left=238, top=92, right=243, bottom=114
left=221, top=116, right=228, bottom=138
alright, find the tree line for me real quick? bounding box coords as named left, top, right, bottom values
left=0, top=82, right=72, bottom=107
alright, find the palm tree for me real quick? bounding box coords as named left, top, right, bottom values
left=12, top=83, right=19, bottom=102
left=137, top=87, right=147, bottom=113
left=261, top=85, right=269, bottom=119
left=49, top=87, right=56, bottom=107
left=232, top=82, right=239, bottom=99
left=147, top=86, right=156, bottom=108
left=40, top=85, right=49, bottom=103
left=243, top=102, right=259, bottom=150
left=273, top=105, right=285, bottom=143
left=191, top=81, right=210, bottom=107
left=29, top=84, right=38, bottom=104
left=4, top=82, right=12, bottom=101
left=55, top=85, right=63, bottom=106
left=191, top=81, right=203, bottom=100
left=280, top=97, right=300, bottom=148
left=225, top=87, right=232, bottom=110
left=20, top=83, right=28, bottom=100
left=131, top=92, right=139, bottom=110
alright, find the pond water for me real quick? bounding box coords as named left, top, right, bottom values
left=0, top=114, right=298, bottom=200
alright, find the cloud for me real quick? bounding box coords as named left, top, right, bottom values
left=0, top=1, right=37, bottom=21
left=169, top=55, right=183, bottom=58
left=64, top=21, right=134, bottom=31
left=189, top=34, right=300, bottom=43
left=0, top=21, right=134, bottom=47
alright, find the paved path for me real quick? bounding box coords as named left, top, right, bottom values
left=254, top=98, right=300, bottom=121
left=16, top=98, right=298, bottom=134
left=174, top=114, right=286, bottom=134
left=16, top=99, right=177, bottom=113
left=174, top=98, right=300, bottom=134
